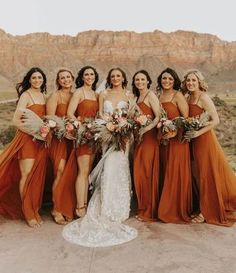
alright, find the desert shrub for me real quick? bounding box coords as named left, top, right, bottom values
left=212, top=95, right=227, bottom=106
left=0, top=125, right=16, bottom=146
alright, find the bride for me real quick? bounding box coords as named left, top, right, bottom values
left=62, top=67, right=138, bottom=247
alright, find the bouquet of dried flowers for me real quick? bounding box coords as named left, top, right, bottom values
left=45, top=115, right=81, bottom=141
left=20, top=109, right=56, bottom=144
left=76, top=117, right=95, bottom=147
left=132, top=108, right=153, bottom=144
left=182, top=111, right=210, bottom=142
left=92, top=107, right=134, bottom=151
left=157, top=107, right=184, bottom=145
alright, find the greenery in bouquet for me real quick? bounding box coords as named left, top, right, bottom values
left=157, top=107, right=183, bottom=145
left=76, top=118, right=95, bottom=147
left=20, top=109, right=56, bottom=145
left=45, top=115, right=81, bottom=141
left=133, top=110, right=153, bottom=144
left=92, top=107, right=134, bottom=151
left=182, top=111, right=210, bottom=142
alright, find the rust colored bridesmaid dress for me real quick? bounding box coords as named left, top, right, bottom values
left=54, top=99, right=98, bottom=219
left=158, top=101, right=192, bottom=223
left=189, top=103, right=236, bottom=226
left=134, top=101, right=159, bottom=221
left=49, top=97, right=73, bottom=210
left=0, top=104, right=48, bottom=222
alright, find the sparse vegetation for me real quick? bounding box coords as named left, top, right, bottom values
left=0, top=125, right=16, bottom=148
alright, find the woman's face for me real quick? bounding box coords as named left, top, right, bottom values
left=161, top=72, right=174, bottom=91
left=134, top=73, right=148, bottom=91
left=30, top=72, right=44, bottom=89
left=58, top=71, right=73, bottom=89
left=83, top=68, right=95, bottom=87
left=186, top=73, right=200, bottom=92
left=110, top=69, right=123, bottom=87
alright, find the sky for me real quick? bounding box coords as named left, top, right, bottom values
left=0, top=0, right=235, bottom=42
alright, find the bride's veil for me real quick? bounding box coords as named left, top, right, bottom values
left=96, top=79, right=107, bottom=94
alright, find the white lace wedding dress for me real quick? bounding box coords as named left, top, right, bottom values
left=62, top=100, right=137, bottom=247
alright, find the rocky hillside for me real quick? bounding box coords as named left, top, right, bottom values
left=0, top=28, right=236, bottom=93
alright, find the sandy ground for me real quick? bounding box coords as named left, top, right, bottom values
left=1, top=209, right=236, bottom=273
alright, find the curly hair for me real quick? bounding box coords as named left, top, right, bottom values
left=56, top=68, right=74, bottom=90
left=131, top=70, right=152, bottom=99
left=181, top=69, right=208, bottom=94
left=75, top=66, right=99, bottom=91
left=156, top=67, right=181, bottom=91
left=105, top=67, right=128, bottom=89
left=16, top=67, right=47, bottom=98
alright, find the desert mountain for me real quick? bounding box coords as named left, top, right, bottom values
left=0, top=28, right=236, bottom=94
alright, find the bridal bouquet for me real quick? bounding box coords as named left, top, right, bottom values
left=20, top=109, right=56, bottom=144
left=92, top=107, right=134, bottom=151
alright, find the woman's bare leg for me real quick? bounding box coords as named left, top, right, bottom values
left=84, top=154, right=95, bottom=205
left=19, top=158, right=40, bottom=228
left=51, top=159, right=67, bottom=225
left=75, top=155, right=91, bottom=217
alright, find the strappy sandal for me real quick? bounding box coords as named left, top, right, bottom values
left=135, top=215, right=144, bottom=222
left=75, top=206, right=86, bottom=218
left=51, top=211, right=67, bottom=225
left=191, top=213, right=205, bottom=223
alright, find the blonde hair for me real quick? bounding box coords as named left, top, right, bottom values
left=56, top=68, right=74, bottom=90
left=181, top=69, right=208, bottom=94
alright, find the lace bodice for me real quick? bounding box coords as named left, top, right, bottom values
left=103, top=100, right=128, bottom=113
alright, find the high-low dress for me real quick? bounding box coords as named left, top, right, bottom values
left=54, top=99, right=98, bottom=219
left=0, top=104, right=48, bottom=222
left=49, top=99, right=73, bottom=212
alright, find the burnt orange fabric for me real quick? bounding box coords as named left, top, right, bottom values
left=158, top=102, right=192, bottom=223
left=189, top=104, right=236, bottom=226
left=0, top=104, right=48, bottom=221
left=47, top=103, right=73, bottom=207
left=49, top=104, right=68, bottom=173
left=54, top=99, right=98, bottom=219
left=133, top=102, right=159, bottom=221
left=76, top=99, right=98, bottom=156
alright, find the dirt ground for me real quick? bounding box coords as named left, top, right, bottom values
left=1, top=209, right=236, bottom=273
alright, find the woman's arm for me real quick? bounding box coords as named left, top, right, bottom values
left=175, top=92, right=189, bottom=118
left=98, top=91, right=107, bottom=119
left=67, top=90, right=82, bottom=120
left=141, top=91, right=160, bottom=134
left=13, top=93, right=29, bottom=128
left=46, top=91, right=58, bottom=115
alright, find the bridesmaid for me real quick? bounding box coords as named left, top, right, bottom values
left=157, top=67, right=192, bottom=223
left=56, top=66, right=99, bottom=220
left=182, top=69, right=236, bottom=226
left=132, top=70, right=160, bottom=222
left=0, top=67, right=48, bottom=227
left=46, top=68, right=74, bottom=224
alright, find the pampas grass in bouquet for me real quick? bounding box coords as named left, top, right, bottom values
left=19, top=108, right=56, bottom=143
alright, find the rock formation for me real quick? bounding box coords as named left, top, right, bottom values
left=0, top=28, right=236, bottom=93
